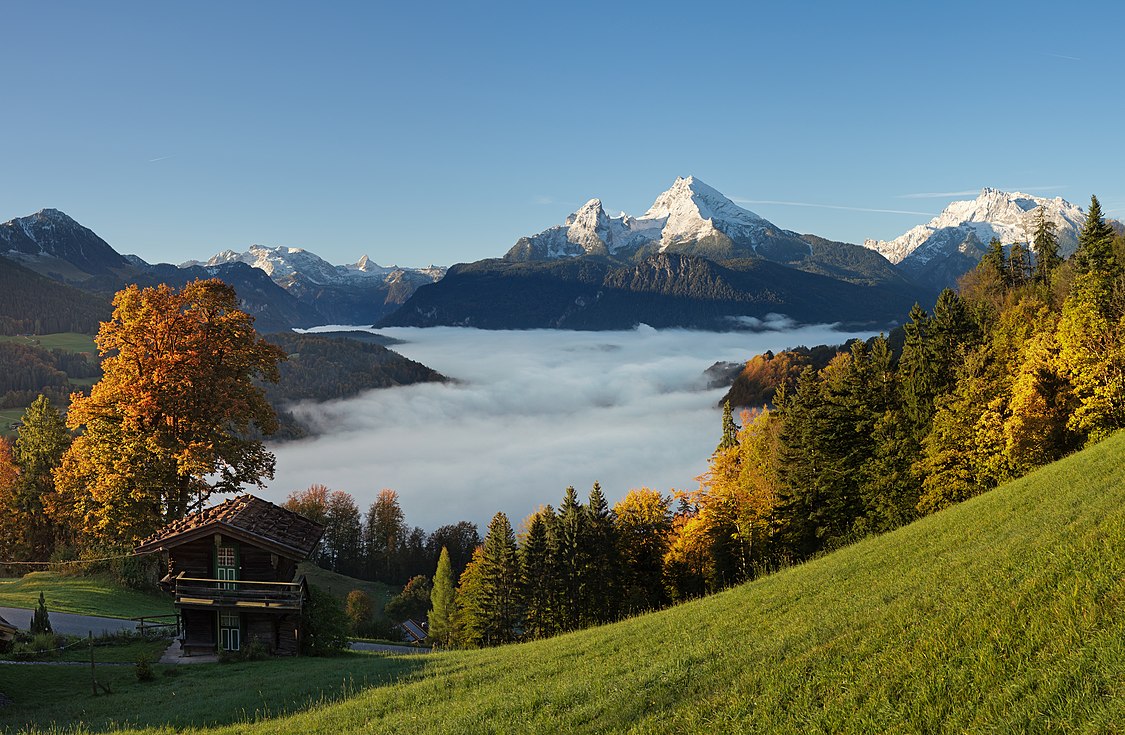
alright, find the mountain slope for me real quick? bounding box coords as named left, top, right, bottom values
left=0, top=254, right=110, bottom=335
left=191, top=245, right=446, bottom=325
left=0, top=208, right=129, bottom=279
left=50, top=429, right=1125, bottom=734
left=864, top=188, right=1089, bottom=290
left=382, top=252, right=920, bottom=330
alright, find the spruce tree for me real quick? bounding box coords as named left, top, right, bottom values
left=520, top=510, right=554, bottom=639
left=898, top=303, right=940, bottom=437
left=584, top=483, right=621, bottom=625
left=930, top=289, right=979, bottom=396
left=428, top=546, right=456, bottom=646
left=477, top=512, right=522, bottom=645
left=1008, top=242, right=1032, bottom=287
left=1073, top=195, right=1116, bottom=276
left=556, top=487, right=587, bottom=632
left=1032, top=206, right=1061, bottom=284
left=717, top=401, right=739, bottom=452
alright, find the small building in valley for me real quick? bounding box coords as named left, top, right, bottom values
left=135, top=494, right=323, bottom=656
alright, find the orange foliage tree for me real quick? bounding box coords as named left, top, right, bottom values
left=52, top=279, right=285, bottom=544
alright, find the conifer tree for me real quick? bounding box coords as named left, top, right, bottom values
left=428, top=546, right=456, bottom=646
left=556, top=487, right=587, bottom=631
left=1032, top=206, right=1061, bottom=284
left=31, top=591, right=52, bottom=635
left=584, top=483, right=621, bottom=625
left=1073, top=195, right=1116, bottom=277
left=520, top=510, right=556, bottom=639
left=1008, top=242, right=1032, bottom=287
left=10, top=395, right=71, bottom=558
left=898, top=303, right=940, bottom=438
left=476, top=512, right=522, bottom=645
left=717, top=401, right=739, bottom=452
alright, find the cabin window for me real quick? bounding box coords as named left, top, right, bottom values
left=215, top=544, right=238, bottom=590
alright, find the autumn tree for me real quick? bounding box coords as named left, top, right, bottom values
left=384, top=574, right=432, bottom=623
left=613, top=488, right=672, bottom=613
left=284, top=484, right=331, bottom=565
left=364, top=489, right=406, bottom=582
left=54, top=279, right=284, bottom=544
left=345, top=589, right=373, bottom=634
left=428, top=546, right=456, bottom=646
left=323, top=491, right=363, bottom=576
left=0, top=438, right=21, bottom=560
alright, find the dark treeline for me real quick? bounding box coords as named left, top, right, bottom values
left=282, top=485, right=480, bottom=587
left=0, top=255, right=109, bottom=336
left=432, top=196, right=1125, bottom=647
left=0, top=343, right=100, bottom=409
left=261, top=332, right=446, bottom=406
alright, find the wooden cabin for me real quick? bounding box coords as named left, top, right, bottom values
left=135, top=494, right=323, bottom=656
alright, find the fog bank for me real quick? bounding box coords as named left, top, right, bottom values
left=262, top=324, right=872, bottom=531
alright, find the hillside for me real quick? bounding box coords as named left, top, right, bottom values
left=0, top=255, right=109, bottom=336
left=382, top=253, right=922, bottom=330
left=11, top=431, right=1124, bottom=733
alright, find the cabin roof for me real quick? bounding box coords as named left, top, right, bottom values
left=0, top=611, right=16, bottom=637
left=134, top=494, right=323, bottom=560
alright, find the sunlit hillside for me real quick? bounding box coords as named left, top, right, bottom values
left=12, top=432, right=1125, bottom=734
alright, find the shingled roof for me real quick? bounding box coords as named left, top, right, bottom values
left=134, top=494, right=323, bottom=560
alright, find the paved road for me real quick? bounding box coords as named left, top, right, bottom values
left=349, top=641, right=431, bottom=655
left=0, top=606, right=140, bottom=637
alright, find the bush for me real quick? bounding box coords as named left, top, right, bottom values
left=135, top=656, right=155, bottom=682
left=300, top=584, right=350, bottom=656
left=30, top=592, right=52, bottom=635
left=218, top=639, right=270, bottom=663
left=345, top=589, right=373, bottom=634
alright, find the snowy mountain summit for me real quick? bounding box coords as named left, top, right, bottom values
left=188, top=244, right=445, bottom=287
left=863, top=188, right=1087, bottom=283
left=505, top=176, right=808, bottom=263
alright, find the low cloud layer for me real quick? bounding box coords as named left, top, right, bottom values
left=262, top=324, right=871, bottom=532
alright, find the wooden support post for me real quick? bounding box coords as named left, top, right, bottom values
left=89, top=632, right=96, bottom=696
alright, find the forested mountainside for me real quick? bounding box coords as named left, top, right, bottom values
left=381, top=253, right=925, bottom=331
left=0, top=255, right=109, bottom=336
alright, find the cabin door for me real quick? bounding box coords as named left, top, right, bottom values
left=219, top=611, right=241, bottom=651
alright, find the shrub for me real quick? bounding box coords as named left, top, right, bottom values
left=345, top=589, right=373, bottom=634
left=135, top=656, right=155, bottom=682
left=30, top=592, right=52, bottom=635
left=218, top=639, right=270, bottom=663
left=300, top=585, right=349, bottom=656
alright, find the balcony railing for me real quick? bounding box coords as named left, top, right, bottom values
left=171, top=573, right=306, bottom=611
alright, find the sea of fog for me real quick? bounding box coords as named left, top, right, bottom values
left=261, top=324, right=875, bottom=532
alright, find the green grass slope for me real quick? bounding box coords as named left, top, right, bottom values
left=0, top=572, right=173, bottom=619
left=11, top=432, right=1125, bottom=734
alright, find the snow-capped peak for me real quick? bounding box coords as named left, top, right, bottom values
left=504, top=176, right=807, bottom=262
left=864, top=188, right=1087, bottom=266
left=640, top=176, right=768, bottom=251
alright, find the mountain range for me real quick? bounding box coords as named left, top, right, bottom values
left=384, top=177, right=926, bottom=330
left=863, top=188, right=1089, bottom=290
left=0, top=180, right=1109, bottom=333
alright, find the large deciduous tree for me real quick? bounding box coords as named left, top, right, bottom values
left=53, top=279, right=285, bottom=544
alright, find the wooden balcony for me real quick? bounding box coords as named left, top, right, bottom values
left=171, top=573, right=307, bottom=612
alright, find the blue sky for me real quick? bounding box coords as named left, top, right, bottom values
left=2, top=1, right=1122, bottom=268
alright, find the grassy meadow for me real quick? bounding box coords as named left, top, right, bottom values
left=0, top=333, right=96, bottom=353
left=0, top=572, right=172, bottom=619
left=5, top=431, right=1125, bottom=734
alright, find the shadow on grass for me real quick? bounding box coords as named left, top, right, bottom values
left=0, top=649, right=428, bottom=733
